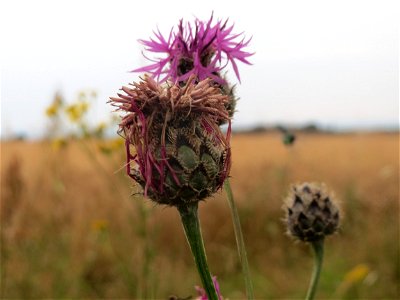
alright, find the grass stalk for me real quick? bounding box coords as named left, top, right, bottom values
left=224, top=179, right=254, bottom=299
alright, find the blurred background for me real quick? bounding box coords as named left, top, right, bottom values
left=1, top=0, right=399, bottom=299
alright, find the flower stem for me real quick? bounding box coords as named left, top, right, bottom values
left=224, top=179, right=254, bottom=299
left=306, top=239, right=324, bottom=300
left=177, top=202, right=218, bottom=300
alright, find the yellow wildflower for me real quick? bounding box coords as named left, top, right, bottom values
left=65, top=101, right=89, bottom=123
left=91, top=219, right=109, bottom=232
left=45, top=92, right=64, bottom=118
left=51, top=138, right=68, bottom=150
left=343, top=264, right=370, bottom=284
left=45, top=104, right=59, bottom=117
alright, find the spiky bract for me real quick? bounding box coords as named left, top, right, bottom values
left=284, top=183, right=340, bottom=242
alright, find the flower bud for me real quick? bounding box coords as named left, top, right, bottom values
left=284, top=183, right=340, bottom=242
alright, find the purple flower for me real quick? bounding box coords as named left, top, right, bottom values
left=132, top=13, right=253, bottom=84
left=195, top=276, right=223, bottom=300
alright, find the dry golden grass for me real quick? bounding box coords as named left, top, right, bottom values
left=1, top=132, right=399, bottom=299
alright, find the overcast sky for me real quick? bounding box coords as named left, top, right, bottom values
left=1, top=0, right=399, bottom=138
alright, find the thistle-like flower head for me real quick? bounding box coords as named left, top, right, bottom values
left=110, top=75, right=231, bottom=206
left=133, top=13, right=253, bottom=84
left=284, top=182, right=340, bottom=242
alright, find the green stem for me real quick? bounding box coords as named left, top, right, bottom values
left=177, top=202, right=218, bottom=300
left=224, top=179, right=254, bottom=300
left=305, top=239, right=324, bottom=300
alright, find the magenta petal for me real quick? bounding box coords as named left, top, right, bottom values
left=132, top=14, right=253, bottom=83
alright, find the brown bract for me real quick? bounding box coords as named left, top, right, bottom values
left=284, top=182, right=340, bottom=242
left=110, top=74, right=230, bottom=125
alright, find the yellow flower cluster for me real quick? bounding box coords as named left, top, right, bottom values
left=97, top=137, right=124, bottom=155
left=51, top=138, right=68, bottom=150
left=44, top=89, right=122, bottom=155
left=65, top=101, right=89, bottom=123
left=45, top=93, right=64, bottom=118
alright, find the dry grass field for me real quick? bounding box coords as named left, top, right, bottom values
left=1, top=132, right=399, bottom=299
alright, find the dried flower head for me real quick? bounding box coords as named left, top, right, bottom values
left=284, top=182, right=340, bottom=242
left=110, top=75, right=231, bottom=206
left=132, top=13, right=253, bottom=84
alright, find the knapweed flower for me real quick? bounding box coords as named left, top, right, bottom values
left=284, top=182, right=340, bottom=242
left=110, top=74, right=231, bottom=206
left=195, top=276, right=223, bottom=300
left=133, top=14, right=253, bottom=85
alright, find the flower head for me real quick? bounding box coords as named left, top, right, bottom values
left=284, top=182, right=340, bottom=242
left=110, top=75, right=231, bottom=206
left=133, top=13, right=253, bottom=84
left=195, top=276, right=223, bottom=300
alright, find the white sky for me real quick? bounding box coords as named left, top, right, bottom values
left=1, top=0, right=399, bottom=138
